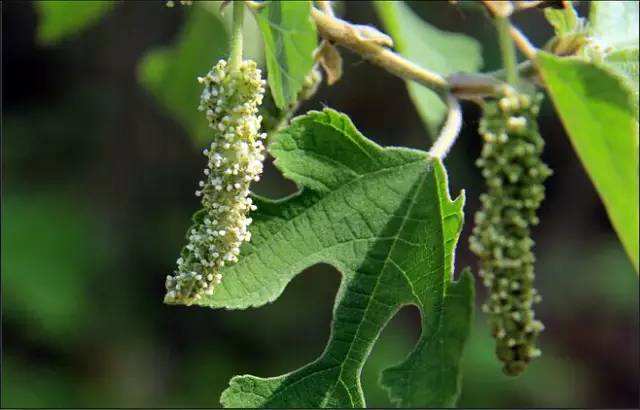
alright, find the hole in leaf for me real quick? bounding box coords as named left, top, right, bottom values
left=216, top=263, right=342, bottom=377
left=362, top=304, right=421, bottom=407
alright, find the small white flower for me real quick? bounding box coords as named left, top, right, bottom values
left=167, top=59, right=265, bottom=304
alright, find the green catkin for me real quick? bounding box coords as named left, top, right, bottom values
left=165, top=59, right=266, bottom=305
left=469, top=86, right=552, bottom=376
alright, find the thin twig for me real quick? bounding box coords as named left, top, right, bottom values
left=509, top=25, right=538, bottom=60
left=244, top=1, right=502, bottom=98
left=428, top=94, right=462, bottom=160
left=310, top=8, right=449, bottom=93
left=512, top=1, right=544, bottom=12
left=482, top=0, right=514, bottom=17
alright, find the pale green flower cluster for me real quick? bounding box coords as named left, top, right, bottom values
left=469, top=86, right=552, bottom=376
left=165, top=59, right=266, bottom=305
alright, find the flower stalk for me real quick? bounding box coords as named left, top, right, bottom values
left=229, top=1, right=245, bottom=72
left=496, top=16, right=519, bottom=85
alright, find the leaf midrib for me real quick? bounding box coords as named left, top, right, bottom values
left=322, top=170, right=429, bottom=407
left=393, top=163, right=452, bottom=404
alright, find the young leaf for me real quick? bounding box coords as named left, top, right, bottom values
left=138, top=8, right=228, bottom=145
left=177, top=108, right=473, bottom=407
left=35, top=0, right=115, bottom=45
left=537, top=52, right=639, bottom=272
left=588, top=0, right=639, bottom=50
left=544, top=3, right=580, bottom=36
left=256, top=1, right=317, bottom=109
left=374, top=1, right=482, bottom=138
left=542, top=1, right=590, bottom=56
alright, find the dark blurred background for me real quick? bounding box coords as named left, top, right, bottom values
left=2, top=1, right=638, bottom=408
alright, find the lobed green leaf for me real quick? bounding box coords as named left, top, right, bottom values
left=183, top=108, right=473, bottom=407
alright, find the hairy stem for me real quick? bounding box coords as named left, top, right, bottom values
left=428, top=94, right=462, bottom=159
left=509, top=25, right=538, bottom=60
left=496, top=16, right=518, bottom=85
left=229, top=1, right=245, bottom=72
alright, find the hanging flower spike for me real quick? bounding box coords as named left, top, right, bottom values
left=469, top=86, right=552, bottom=376
left=165, top=59, right=266, bottom=305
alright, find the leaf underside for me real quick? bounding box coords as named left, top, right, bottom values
left=177, top=108, right=473, bottom=407
left=537, top=53, right=639, bottom=272
left=256, top=0, right=317, bottom=109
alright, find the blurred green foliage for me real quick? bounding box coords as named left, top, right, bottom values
left=2, top=357, right=77, bottom=407
left=2, top=192, right=100, bottom=343
left=138, top=6, right=228, bottom=146
left=36, top=0, right=115, bottom=44
left=588, top=0, right=639, bottom=50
